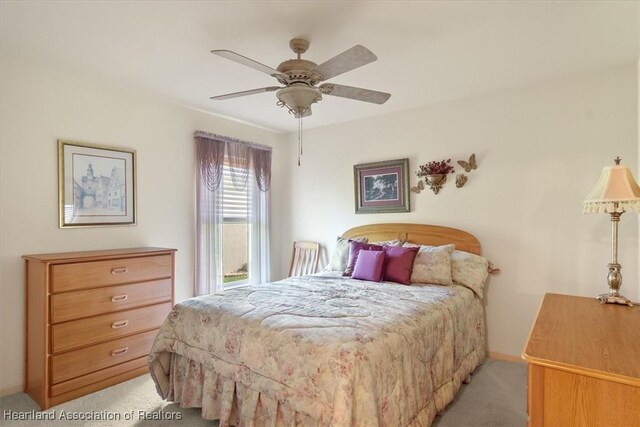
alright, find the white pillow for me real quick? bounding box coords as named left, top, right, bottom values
left=324, top=236, right=367, bottom=271
left=451, top=250, right=489, bottom=298
left=370, top=239, right=402, bottom=247
left=405, top=244, right=455, bottom=285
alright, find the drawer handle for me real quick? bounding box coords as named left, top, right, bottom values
left=111, top=347, right=129, bottom=356
left=111, top=267, right=129, bottom=275
left=111, top=320, right=129, bottom=329
left=110, top=294, right=128, bottom=303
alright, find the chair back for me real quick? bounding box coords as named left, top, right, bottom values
left=288, top=241, right=320, bottom=277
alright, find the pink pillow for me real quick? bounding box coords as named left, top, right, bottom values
left=343, top=241, right=383, bottom=276
left=383, top=245, right=419, bottom=285
left=352, top=250, right=386, bottom=282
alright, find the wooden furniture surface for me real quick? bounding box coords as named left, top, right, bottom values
left=288, top=241, right=320, bottom=277
left=522, top=293, right=640, bottom=427
left=23, top=247, right=176, bottom=409
left=341, top=223, right=481, bottom=255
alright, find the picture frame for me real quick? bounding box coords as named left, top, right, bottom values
left=58, top=139, right=136, bottom=228
left=353, top=158, right=410, bottom=214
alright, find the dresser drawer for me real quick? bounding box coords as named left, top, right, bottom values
left=51, top=302, right=171, bottom=354
left=50, top=356, right=148, bottom=397
left=51, top=255, right=172, bottom=292
left=51, top=279, right=172, bottom=323
left=51, top=329, right=158, bottom=384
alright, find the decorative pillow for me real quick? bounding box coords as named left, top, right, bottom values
left=371, top=239, right=402, bottom=247
left=343, top=241, right=383, bottom=276
left=451, top=250, right=489, bottom=298
left=409, top=244, right=455, bottom=285
left=324, top=236, right=368, bottom=271
left=382, top=246, right=419, bottom=285
left=352, top=250, right=386, bottom=282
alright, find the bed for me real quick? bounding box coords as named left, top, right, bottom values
left=149, top=223, right=487, bottom=426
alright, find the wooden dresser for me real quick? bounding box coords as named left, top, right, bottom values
left=23, top=247, right=176, bottom=410
left=522, top=293, right=640, bottom=426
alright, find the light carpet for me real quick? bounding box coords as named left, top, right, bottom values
left=1, top=359, right=526, bottom=426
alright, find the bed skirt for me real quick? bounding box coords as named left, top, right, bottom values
left=154, top=348, right=484, bottom=427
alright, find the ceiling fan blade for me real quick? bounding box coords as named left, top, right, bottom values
left=211, top=50, right=285, bottom=78
left=302, top=108, right=312, bottom=118
left=210, top=86, right=281, bottom=100
left=319, top=83, right=391, bottom=104
left=315, top=45, right=377, bottom=81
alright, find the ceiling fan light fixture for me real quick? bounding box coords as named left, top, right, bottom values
left=276, top=86, right=322, bottom=118
left=210, top=39, right=391, bottom=166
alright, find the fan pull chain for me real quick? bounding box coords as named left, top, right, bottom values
left=297, top=116, right=303, bottom=166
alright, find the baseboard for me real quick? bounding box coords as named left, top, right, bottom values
left=487, top=351, right=525, bottom=364
left=0, top=383, right=23, bottom=397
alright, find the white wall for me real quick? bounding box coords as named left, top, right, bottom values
left=282, top=64, right=639, bottom=358
left=0, top=57, right=287, bottom=394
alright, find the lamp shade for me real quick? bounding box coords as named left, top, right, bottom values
left=276, top=86, right=322, bottom=118
left=583, top=163, right=640, bottom=214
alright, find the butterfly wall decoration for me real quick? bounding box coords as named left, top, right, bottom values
left=455, top=174, right=468, bottom=188
left=410, top=180, right=425, bottom=194
left=457, top=153, right=477, bottom=173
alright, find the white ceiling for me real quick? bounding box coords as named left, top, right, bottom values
left=1, top=1, right=638, bottom=133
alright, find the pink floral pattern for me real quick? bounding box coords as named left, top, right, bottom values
left=451, top=250, right=490, bottom=298
left=149, top=272, right=485, bottom=427
left=404, top=244, right=455, bottom=286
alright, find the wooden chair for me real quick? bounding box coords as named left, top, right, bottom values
left=288, top=241, right=320, bottom=277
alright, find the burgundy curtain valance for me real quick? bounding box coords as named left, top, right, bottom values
left=195, top=131, right=272, bottom=192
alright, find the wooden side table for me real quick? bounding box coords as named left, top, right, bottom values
left=522, top=293, right=640, bottom=427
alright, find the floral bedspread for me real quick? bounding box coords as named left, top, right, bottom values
left=148, top=272, right=485, bottom=427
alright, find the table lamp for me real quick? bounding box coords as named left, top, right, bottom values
left=583, top=157, right=640, bottom=306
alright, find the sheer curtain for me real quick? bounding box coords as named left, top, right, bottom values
left=194, top=131, right=271, bottom=296
left=195, top=136, right=224, bottom=296
left=249, top=173, right=270, bottom=285
left=249, top=147, right=271, bottom=285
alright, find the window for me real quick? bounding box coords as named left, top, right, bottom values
left=195, top=132, right=271, bottom=296
left=222, top=164, right=250, bottom=288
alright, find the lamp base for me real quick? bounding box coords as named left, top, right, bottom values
left=596, top=293, right=633, bottom=307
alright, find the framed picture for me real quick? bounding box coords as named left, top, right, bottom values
left=58, top=140, right=136, bottom=228
left=353, top=158, right=410, bottom=214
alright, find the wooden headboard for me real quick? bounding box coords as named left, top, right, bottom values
left=341, top=223, right=481, bottom=255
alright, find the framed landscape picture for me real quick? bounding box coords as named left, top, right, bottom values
left=58, top=140, right=136, bottom=227
left=353, top=158, right=410, bottom=214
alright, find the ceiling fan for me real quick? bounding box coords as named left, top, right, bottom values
left=209, top=38, right=391, bottom=119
